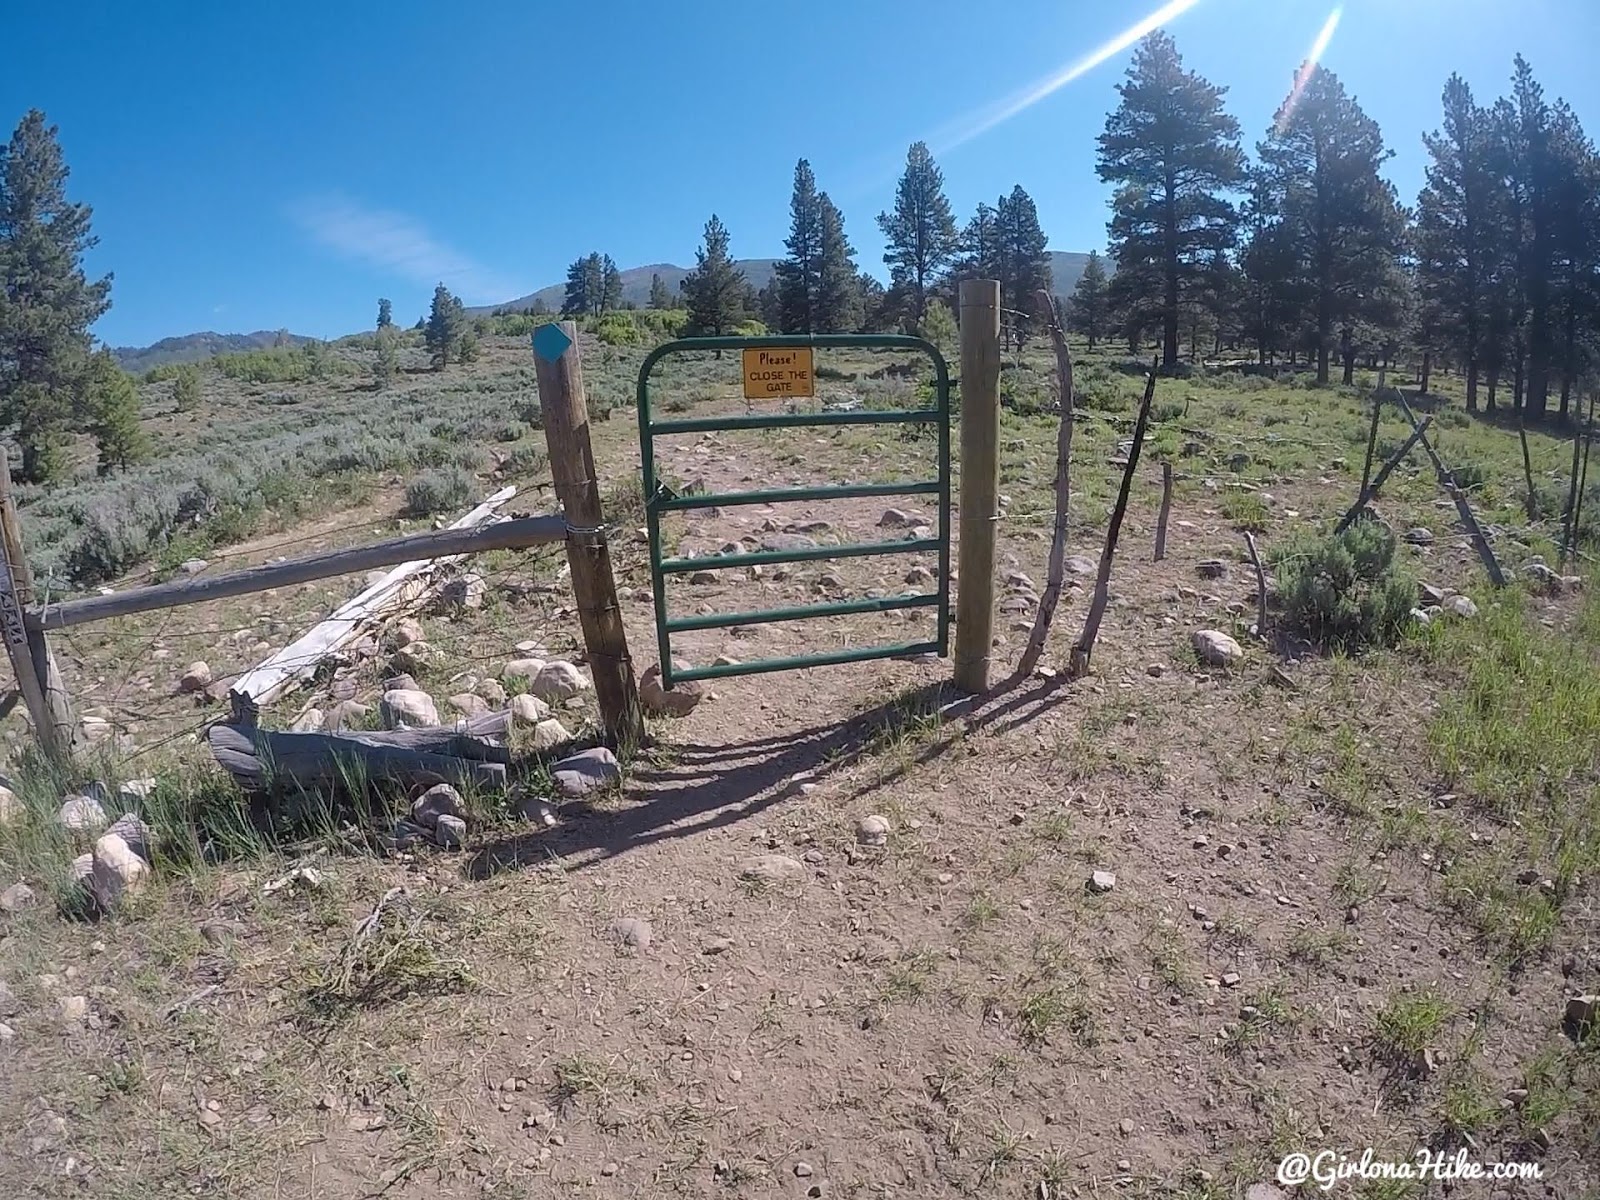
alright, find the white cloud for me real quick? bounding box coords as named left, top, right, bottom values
left=290, top=194, right=520, bottom=303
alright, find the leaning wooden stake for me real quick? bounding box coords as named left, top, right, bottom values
left=1569, top=392, right=1597, bottom=568
left=1243, top=531, right=1268, bottom=637
left=1562, top=409, right=1585, bottom=571
left=1334, top=417, right=1434, bottom=534
left=954, top=279, right=1002, bottom=693
left=0, top=452, right=73, bottom=762
left=1154, top=462, right=1173, bottom=560
left=1358, top=394, right=1383, bottom=497
left=1070, top=358, right=1158, bottom=678
left=532, top=322, right=643, bottom=747
left=1395, top=402, right=1506, bottom=587
left=1015, top=290, right=1075, bottom=680
left=1518, top=418, right=1538, bottom=520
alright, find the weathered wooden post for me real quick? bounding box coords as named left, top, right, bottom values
left=531, top=322, right=644, bottom=747
left=0, top=452, right=73, bottom=762
left=1154, top=462, right=1173, bottom=560
left=954, top=280, right=1001, bottom=694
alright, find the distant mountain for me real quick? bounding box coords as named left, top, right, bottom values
left=112, top=330, right=315, bottom=374
left=473, top=251, right=1095, bottom=315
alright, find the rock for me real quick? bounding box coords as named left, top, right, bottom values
left=1192, top=629, right=1244, bottom=667
left=322, top=700, right=370, bottom=732
left=601, top=1162, right=618, bottom=1178
left=290, top=708, right=325, bottom=733
left=532, top=661, right=590, bottom=705
left=440, top=571, right=486, bottom=609
left=1196, top=559, right=1228, bottom=580
left=704, top=936, right=734, bottom=955
left=740, top=854, right=806, bottom=885
left=179, top=558, right=209, bottom=575
left=1246, top=1185, right=1288, bottom=1200
left=1221, top=972, right=1241, bottom=988
left=904, top=566, right=936, bottom=586
left=393, top=617, right=425, bottom=647
left=178, top=662, right=212, bottom=694
left=387, top=819, right=429, bottom=850
left=380, top=689, right=439, bottom=728
left=474, top=678, right=507, bottom=706
left=613, top=916, right=652, bottom=950
left=0, top=982, right=15, bottom=1016
left=689, top=569, right=720, bottom=585
left=1, top=882, right=36, bottom=912
left=794, top=1162, right=814, bottom=1178
left=516, top=795, right=558, bottom=827
left=449, top=693, right=489, bottom=718
left=761, top=533, right=818, bottom=553
left=0, top=786, right=22, bottom=826
left=1065, top=555, right=1097, bottom=576
left=58, top=796, right=107, bottom=834
left=500, top=658, right=546, bottom=683
left=1420, top=582, right=1448, bottom=605
left=88, top=832, right=149, bottom=911
left=1565, top=994, right=1599, bottom=1036
left=1088, top=869, right=1117, bottom=894
left=1146, top=663, right=1165, bottom=677
left=390, top=643, right=430, bottom=675
left=1446, top=594, right=1479, bottom=618
left=1005, top=570, right=1035, bottom=591
left=1404, top=527, right=1435, bottom=545
left=79, top=716, right=112, bottom=744
left=551, top=747, right=620, bottom=798
left=412, top=784, right=465, bottom=830
left=119, top=778, right=157, bottom=804
left=58, top=995, right=89, bottom=1023
left=67, top=853, right=93, bottom=887
left=509, top=693, right=551, bottom=725
left=856, top=815, right=891, bottom=847
left=879, top=508, right=927, bottom=528
left=383, top=673, right=420, bottom=693
left=106, top=813, right=156, bottom=862
left=1118, top=1119, right=1135, bottom=1135
left=640, top=663, right=704, bottom=718
left=433, top=815, right=467, bottom=850
left=529, top=719, right=573, bottom=751
left=1410, top=607, right=1432, bottom=626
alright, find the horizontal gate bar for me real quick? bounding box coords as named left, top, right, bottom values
left=649, top=409, right=940, bottom=436
left=670, top=640, right=943, bottom=684
left=658, top=537, right=940, bottom=575
left=655, top=480, right=940, bottom=512
left=33, top=515, right=569, bottom=631
left=666, top=592, right=938, bottom=634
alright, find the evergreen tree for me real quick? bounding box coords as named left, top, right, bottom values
left=85, top=350, right=146, bottom=474
left=919, top=298, right=957, bottom=356
left=457, top=329, right=479, bottom=364
left=377, top=297, right=393, bottom=329
left=600, top=255, right=623, bottom=313
left=1546, top=100, right=1598, bottom=417
left=856, top=272, right=889, bottom=333
left=877, top=141, right=958, bottom=322
left=172, top=365, right=200, bottom=412
left=776, top=159, right=823, bottom=332
left=648, top=272, right=673, bottom=309
left=682, top=215, right=747, bottom=337
left=1069, top=251, right=1110, bottom=349
left=373, top=324, right=400, bottom=388
left=814, top=193, right=861, bottom=333
left=426, top=282, right=464, bottom=369
left=995, top=185, right=1051, bottom=348
left=1097, top=32, right=1246, bottom=369
left=1257, top=65, right=1405, bottom=384
left=954, top=202, right=1001, bottom=285
left=0, top=110, right=113, bottom=483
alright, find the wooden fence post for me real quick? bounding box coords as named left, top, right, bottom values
left=0, top=453, right=73, bottom=763
left=1154, top=462, right=1173, bottom=560
left=954, top=280, right=1001, bottom=694
left=531, top=322, right=643, bottom=748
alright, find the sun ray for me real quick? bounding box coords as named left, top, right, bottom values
left=1275, top=7, right=1344, bottom=132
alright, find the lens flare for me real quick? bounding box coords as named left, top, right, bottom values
left=1275, top=7, right=1343, bottom=131
left=933, top=0, right=1206, bottom=153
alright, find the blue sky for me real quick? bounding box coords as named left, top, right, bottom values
left=6, top=0, right=1598, bottom=347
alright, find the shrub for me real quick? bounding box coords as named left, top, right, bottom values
left=1221, top=492, right=1269, bottom=531
left=404, top=466, right=475, bottom=516
left=1272, top=522, right=1420, bottom=651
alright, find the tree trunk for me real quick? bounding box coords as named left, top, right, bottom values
left=1514, top=355, right=1526, bottom=413
left=1560, top=374, right=1572, bottom=421
left=1162, top=180, right=1179, bottom=370
left=1316, top=345, right=1329, bottom=384
left=1486, top=366, right=1499, bottom=412
left=1419, top=351, right=1432, bottom=397
left=1466, top=358, right=1479, bottom=412
left=1341, top=326, right=1355, bottom=386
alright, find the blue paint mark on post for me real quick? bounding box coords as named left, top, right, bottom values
left=532, top=323, right=573, bottom=363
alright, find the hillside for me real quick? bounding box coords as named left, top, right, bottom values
left=112, top=330, right=315, bottom=374
left=473, top=251, right=1095, bottom=314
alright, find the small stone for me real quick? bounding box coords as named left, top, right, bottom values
left=322, top=700, right=370, bottom=731
left=905, top=566, right=936, bottom=586
left=740, top=854, right=806, bottom=885
left=1446, top=594, right=1479, bottom=619
left=58, top=995, right=88, bottom=1022
left=383, top=672, right=420, bottom=693
left=639, top=663, right=704, bottom=718
left=449, top=693, right=489, bottom=718
left=58, top=796, right=107, bottom=833
left=412, top=783, right=465, bottom=829
left=393, top=617, right=425, bottom=648
left=1192, top=629, right=1244, bottom=666
left=1221, top=972, right=1242, bottom=988
left=179, top=558, right=209, bottom=575
left=1118, top=1118, right=1134, bottom=1135
left=795, top=1162, right=814, bottom=1178
left=1404, top=527, right=1435, bottom=545
left=1245, top=1184, right=1288, bottom=1200
left=380, top=689, right=439, bottom=728
left=288, top=707, right=325, bottom=733
left=1565, top=994, right=1599, bottom=1035
left=879, top=508, right=922, bottom=528
left=178, top=661, right=212, bottom=693
left=1088, top=870, right=1116, bottom=894
left=389, top=642, right=431, bottom=675
left=528, top=719, right=573, bottom=751
left=601, top=1162, right=618, bottom=1177
left=1065, top=555, right=1097, bottom=576
left=500, top=658, right=546, bottom=683
left=317, top=1094, right=337, bottom=1111
left=440, top=571, right=486, bottom=609
left=1146, top=663, right=1164, bottom=677
left=1, top=882, right=36, bottom=911
left=532, top=661, right=590, bottom=704
left=689, top=569, right=720, bottom=585
left=0, top=786, right=23, bottom=826
left=89, top=832, right=149, bottom=911
left=704, top=936, right=733, bottom=955
left=433, top=814, right=466, bottom=850
left=509, top=693, right=551, bottom=725
left=1196, top=559, right=1228, bottom=580
left=613, top=917, right=652, bottom=950
left=550, top=747, right=621, bottom=797
left=856, top=815, right=891, bottom=847
left=106, top=812, right=155, bottom=862
left=475, top=678, right=508, bottom=705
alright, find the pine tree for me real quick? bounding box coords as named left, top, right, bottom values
left=1546, top=100, right=1597, bottom=418
left=814, top=193, right=861, bottom=333
left=426, top=283, right=464, bottom=369
left=0, top=110, right=113, bottom=483
left=1069, top=251, right=1109, bottom=349
left=377, top=297, right=393, bottom=329
left=955, top=202, right=1001, bottom=285
left=877, top=141, right=958, bottom=322
left=919, top=298, right=957, bottom=356
left=600, top=255, right=623, bottom=314
left=856, top=273, right=889, bottom=333
left=457, top=329, right=479, bottom=364
left=373, top=324, right=400, bottom=388
left=1097, top=32, right=1246, bottom=369
left=776, top=159, right=823, bottom=333
left=562, top=256, right=591, bottom=315
left=85, top=350, right=147, bottom=474
left=1257, top=65, right=1405, bottom=384
left=172, top=365, right=200, bottom=412
left=995, top=185, right=1051, bottom=348
left=682, top=215, right=747, bottom=338
left=648, top=272, right=673, bottom=309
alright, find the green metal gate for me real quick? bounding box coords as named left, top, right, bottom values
left=636, top=334, right=951, bottom=688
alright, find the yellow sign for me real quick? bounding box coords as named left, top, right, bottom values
left=742, top=346, right=814, bottom=399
